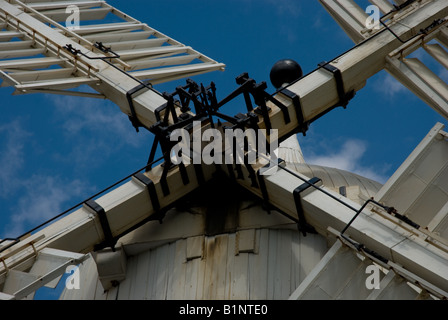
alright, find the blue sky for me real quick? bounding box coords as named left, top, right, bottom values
left=0, top=0, right=447, bottom=299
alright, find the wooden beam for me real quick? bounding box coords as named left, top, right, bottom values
left=255, top=0, right=448, bottom=142
left=369, top=0, right=394, bottom=14
left=14, top=76, right=99, bottom=91
left=386, top=57, right=448, bottom=120
left=0, top=56, right=63, bottom=70
left=31, top=7, right=112, bottom=21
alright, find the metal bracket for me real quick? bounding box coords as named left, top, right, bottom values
left=85, top=199, right=116, bottom=251
left=280, top=88, right=309, bottom=136
left=293, top=177, right=321, bottom=236
left=133, top=172, right=166, bottom=223
left=318, top=61, right=355, bottom=109
left=126, top=81, right=152, bottom=132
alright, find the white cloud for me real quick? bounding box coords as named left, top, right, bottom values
left=304, top=139, right=389, bottom=184
left=2, top=175, right=91, bottom=238
left=378, top=73, right=407, bottom=97
left=0, top=120, right=31, bottom=197
left=49, top=95, right=140, bottom=146
left=45, top=94, right=148, bottom=170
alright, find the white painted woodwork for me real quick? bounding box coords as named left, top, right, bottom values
left=367, top=271, right=426, bottom=300
left=1, top=0, right=448, bottom=301
left=0, top=57, right=64, bottom=70
left=1, top=248, right=87, bottom=300
left=288, top=241, right=379, bottom=300
left=319, top=0, right=367, bottom=43
left=260, top=0, right=448, bottom=142
left=0, top=0, right=225, bottom=127
left=369, top=0, right=394, bottom=14
left=376, top=123, right=448, bottom=231
left=386, top=57, right=448, bottom=120
left=60, top=229, right=328, bottom=300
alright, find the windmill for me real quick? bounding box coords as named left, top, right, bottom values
left=0, top=0, right=447, bottom=300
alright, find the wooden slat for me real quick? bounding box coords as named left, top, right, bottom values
left=0, top=40, right=33, bottom=50
left=6, top=67, right=74, bottom=83
left=25, top=1, right=105, bottom=10
left=14, top=76, right=99, bottom=91
left=424, top=43, right=448, bottom=69
left=115, top=45, right=187, bottom=60
left=81, top=30, right=155, bottom=43
left=369, top=0, right=394, bottom=14
left=32, top=7, right=111, bottom=21
left=128, top=54, right=201, bottom=71
left=386, top=57, right=448, bottom=120
left=0, top=48, right=44, bottom=59
left=337, top=0, right=369, bottom=26
left=104, top=38, right=169, bottom=51
left=437, top=28, right=448, bottom=49
left=69, top=22, right=145, bottom=35
left=0, top=56, right=63, bottom=69
left=130, top=62, right=225, bottom=81
left=0, top=31, right=24, bottom=41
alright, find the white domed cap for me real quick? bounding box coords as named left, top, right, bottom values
left=275, top=135, right=305, bottom=164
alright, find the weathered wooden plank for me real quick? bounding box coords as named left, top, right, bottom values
left=248, top=229, right=269, bottom=300
left=0, top=57, right=63, bottom=70
left=32, top=7, right=111, bottom=21
left=6, top=68, right=74, bottom=83
left=369, top=0, right=394, bottom=14
left=169, top=239, right=187, bottom=300
left=132, top=250, right=150, bottom=299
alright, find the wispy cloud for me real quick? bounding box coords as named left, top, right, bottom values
left=49, top=95, right=141, bottom=146
left=46, top=94, right=148, bottom=171
left=304, top=138, right=389, bottom=184
left=0, top=120, right=31, bottom=198
left=3, top=175, right=91, bottom=238
left=377, top=73, right=407, bottom=97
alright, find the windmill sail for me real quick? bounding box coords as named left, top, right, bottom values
left=1, top=0, right=448, bottom=301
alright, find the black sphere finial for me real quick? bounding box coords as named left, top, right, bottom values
left=270, top=59, right=303, bottom=89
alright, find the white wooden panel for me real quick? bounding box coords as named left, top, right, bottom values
left=59, top=229, right=328, bottom=300
left=428, top=201, right=448, bottom=238
left=132, top=249, right=149, bottom=300
left=30, top=248, right=84, bottom=289
left=3, top=270, right=38, bottom=298
left=248, top=229, right=269, bottom=300
left=152, top=243, right=170, bottom=300
left=377, top=122, right=448, bottom=229
left=289, top=241, right=378, bottom=300
left=237, top=229, right=256, bottom=254
left=367, top=271, right=420, bottom=300
left=186, top=236, right=203, bottom=261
